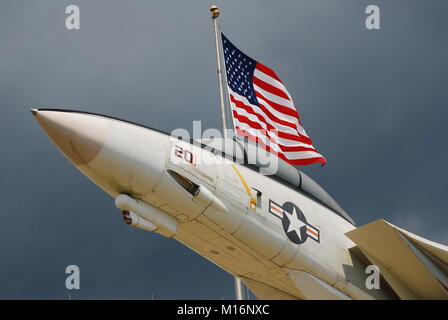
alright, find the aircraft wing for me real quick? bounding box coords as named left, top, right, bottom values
left=346, top=219, right=448, bottom=300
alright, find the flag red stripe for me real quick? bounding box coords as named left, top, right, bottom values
left=277, top=130, right=313, bottom=145
left=280, top=145, right=318, bottom=153
left=232, top=113, right=319, bottom=153
left=257, top=100, right=298, bottom=131
left=231, top=92, right=301, bottom=133
left=230, top=94, right=276, bottom=132
left=255, top=90, right=299, bottom=119
left=255, top=91, right=312, bottom=144
left=235, top=127, right=326, bottom=166
left=230, top=94, right=312, bottom=145
left=252, top=76, right=290, bottom=101
left=255, top=62, right=283, bottom=84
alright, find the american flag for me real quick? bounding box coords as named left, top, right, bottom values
left=221, top=33, right=326, bottom=166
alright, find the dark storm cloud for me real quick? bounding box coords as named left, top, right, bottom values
left=0, top=0, right=447, bottom=298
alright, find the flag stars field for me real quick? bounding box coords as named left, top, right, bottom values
left=221, top=33, right=326, bottom=166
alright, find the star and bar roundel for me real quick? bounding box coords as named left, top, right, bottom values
left=269, top=200, right=320, bottom=244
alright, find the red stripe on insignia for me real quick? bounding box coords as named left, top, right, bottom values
left=307, top=227, right=319, bottom=238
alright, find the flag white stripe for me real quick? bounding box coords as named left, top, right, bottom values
left=253, top=84, right=295, bottom=110
left=282, top=150, right=325, bottom=160
left=235, top=124, right=322, bottom=161
left=229, top=85, right=309, bottom=139
left=229, top=89, right=300, bottom=135
left=252, top=69, right=306, bottom=134
left=256, top=96, right=309, bottom=137
left=255, top=94, right=302, bottom=127
left=229, top=87, right=314, bottom=147
left=253, top=68, right=293, bottom=98
left=234, top=120, right=281, bottom=152
left=231, top=104, right=317, bottom=149
left=254, top=67, right=295, bottom=103
left=254, top=89, right=310, bottom=138
left=229, top=87, right=310, bottom=140
left=231, top=102, right=298, bottom=137
left=234, top=120, right=321, bottom=160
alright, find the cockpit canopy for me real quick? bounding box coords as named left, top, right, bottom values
left=196, top=137, right=355, bottom=226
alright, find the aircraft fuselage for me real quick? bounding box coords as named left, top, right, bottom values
left=32, top=109, right=396, bottom=300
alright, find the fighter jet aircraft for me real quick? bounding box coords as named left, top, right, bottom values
left=31, top=108, right=448, bottom=299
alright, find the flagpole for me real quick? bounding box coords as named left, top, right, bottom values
left=210, top=5, right=244, bottom=301
left=210, top=5, right=229, bottom=140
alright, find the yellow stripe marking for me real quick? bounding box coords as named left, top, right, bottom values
left=231, top=164, right=258, bottom=211
left=230, top=164, right=251, bottom=196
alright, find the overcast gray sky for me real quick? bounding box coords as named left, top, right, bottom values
left=0, top=0, right=447, bottom=299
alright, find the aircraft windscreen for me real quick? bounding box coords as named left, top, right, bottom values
left=196, top=137, right=355, bottom=226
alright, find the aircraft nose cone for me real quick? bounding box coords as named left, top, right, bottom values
left=32, top=109, right=107, bottom=166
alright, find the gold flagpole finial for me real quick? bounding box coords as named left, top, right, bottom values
left=210, top=5, right=219, bottom=18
